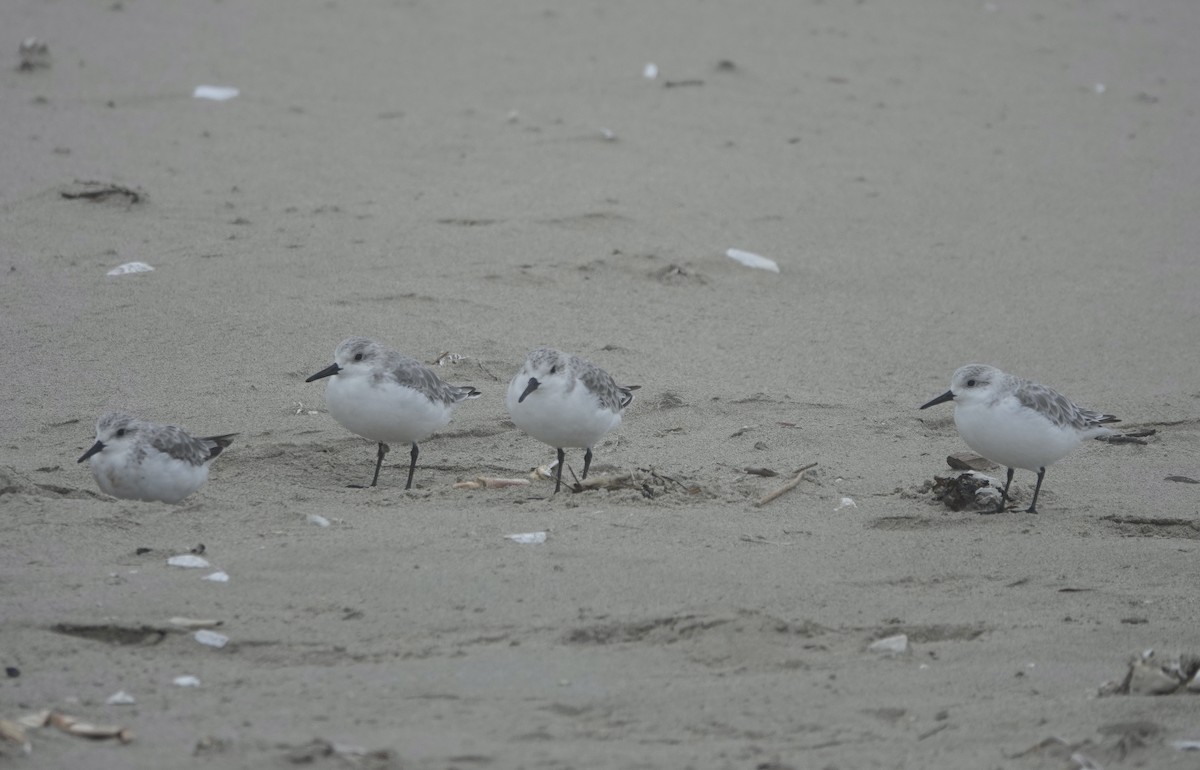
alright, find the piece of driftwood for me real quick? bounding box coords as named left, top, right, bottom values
left=754, top=463, right=818, bottom=507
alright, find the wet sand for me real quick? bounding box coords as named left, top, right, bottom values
left=3, top=1, right=1199, bottom=767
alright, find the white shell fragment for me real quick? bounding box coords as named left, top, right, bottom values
left=168, top=617, right=222, bottom=630
left=106, top=262, right=154, bottom=276
left=167, top=554, right=210, bottom=569
left=307, top=514, right=331, bottom=527
left=104, top=691, right=135, bottom=706
left=642, top=62, right=659, bottom=80
left=194, top=630, right=229, bottom=649
left=1172, top=740, right=1200, bottom=751
left=725, top=248, right=780, bottom=273
left=835, top=497, right=857, bottom=510
left=193, top=85, right=240, bottom=101
left=173, top=675, right=201, bottom=688
left=203, top=571, right=229, bottom=583
left=868, top=634, right=909, bottom=655
left=531, top=461, right=559, bottom=480
left=506, top=531, right=547, bottom=545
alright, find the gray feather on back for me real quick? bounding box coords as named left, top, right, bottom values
left=150, top=425, right=216, bottom=466
left=1015, top=380, right=1118, bottom=430
left=578, top=359, right=634, bottom=413
left=382, top=352, right=478, bottom=406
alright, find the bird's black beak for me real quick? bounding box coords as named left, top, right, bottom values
left=306, top=363, right=341, bottom=383
left=517, top=377, right=540, bottom=403
left=77, top=440, right=105, bottom=463
left=919, top=390, right=955, bottom=410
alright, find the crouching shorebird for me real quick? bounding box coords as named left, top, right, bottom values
left=78, top=411, right=237, bottom=503
left=920, top=364, right=1122, bottom=514
left=507, top=347, right=636, bottom=494
left=306, top=337, right=480, bottom=489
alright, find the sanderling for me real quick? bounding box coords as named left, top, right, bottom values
left=77, top=411, right=237, bottom=503
left=920, top=364, right=1120, bottom=514
left=306, top=337, right=480, bottom=489
left=507, top=347, right=636, bottom=494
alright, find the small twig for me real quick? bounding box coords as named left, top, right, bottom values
left=754, top=462, right=818, bottom=507
left=918, top=723, right=949, bottom=741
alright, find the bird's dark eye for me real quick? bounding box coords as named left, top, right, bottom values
left=966, top=379, right=976, bottom=387
left=354, top=353, right=363, bottom=362
left=116, top=428, right=126, bottom=437
left=550, top=366, right=557, bottom=375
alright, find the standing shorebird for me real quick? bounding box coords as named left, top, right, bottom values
left=306, top=337, right=480, bottom=489
left=920, top=364, right=1120, bottom=513
left=507, top=347, right=636, bottom=493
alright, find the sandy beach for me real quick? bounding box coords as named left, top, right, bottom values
left=3, top=1, right=1199, bottom=767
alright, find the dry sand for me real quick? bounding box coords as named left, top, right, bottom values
left=3, top=0, right=1199, bottom=767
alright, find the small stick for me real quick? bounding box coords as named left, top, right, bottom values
left=754, top=462, right=818, bottom=507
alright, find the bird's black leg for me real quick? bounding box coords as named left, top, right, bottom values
left=553, top=447, right=565, bottom=494
left=582, top=448, right=594, bottom=480
left=995, top=467, right=1015, bottom=513
left=1025, top=467, right=1045, bottom=514
left=405, top=443, right=419, bottom=490
left=370, top=442, right=390, bottom=487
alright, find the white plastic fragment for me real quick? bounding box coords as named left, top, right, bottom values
left=203, top=571, right=229, bottom=583
left=173, top=675, right=201, bottom=688
left=599, top=127, right=616, bottom=141
left=835, top=497, right=857, bottom=510
left=506, top=531, right=547, bottom=545
left=106, top=262, right=154, bottom=276
left=643, top=62, right=658, bottom=80
left=307, top=514, right=331, bottom=528
left=1172, top=740, right=1200, bottom=751
left=193, top=85, right=239, bottom=101
left=167, top=554, right=210, bottom=569
left=194, top=629, right=229, bottom=649
left=868, top=634, right=909, bottom=655
left=725, top=248, right=780, bottom=273
left=105, top=690, right=135, bottom=706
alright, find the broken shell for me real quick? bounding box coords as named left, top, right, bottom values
left=531, top=461, right=559, bottom=480
left=1127, top=658, right=1183, bottom=695
left=106, top=262, right=154, bottom=276
left=506, top=531, right=547, bottom=545
left=193, top=630, right=229, bottom=649
left=167, top=554, right=210, bottom=569
left=725, top=248, right=780, bottom=273
left=168, top=617, right=223, bottom=630
left=946, top=451, right=996, bottom=471
left=868, top=634, right=909, bottom=656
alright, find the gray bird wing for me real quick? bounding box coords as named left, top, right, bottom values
left=150, top=426, right=218, bottom=466
left=1015, top=380, right=1118, bottom=430
left=385, top=353, right=476, bottom=406
left=579, top=364, right=630, bottom=413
